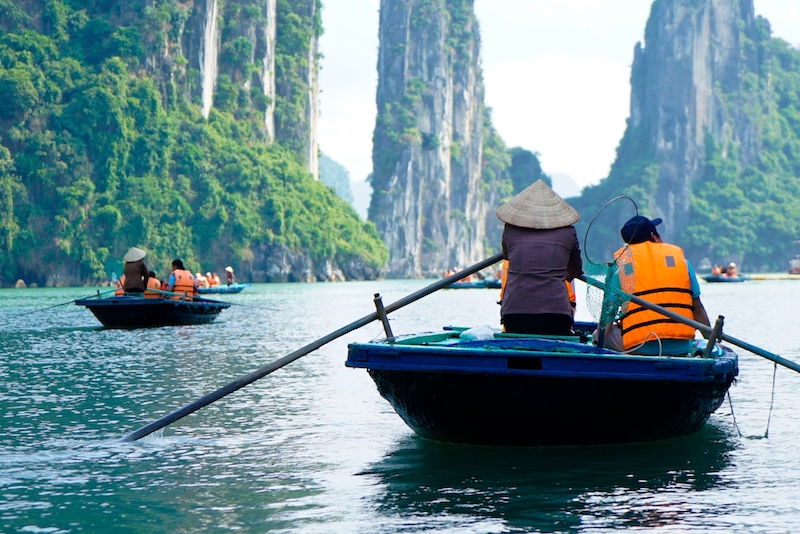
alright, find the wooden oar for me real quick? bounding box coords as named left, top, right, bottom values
left=145, top=288, right=281, bottom=311
left=15, top=288, right=118, bottom=317
left=120, top=253, right=504, bottom=442
left=579, top=274, right=800, bottom=374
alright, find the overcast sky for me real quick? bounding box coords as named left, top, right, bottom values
left=318, top=0, right=800, bottom=191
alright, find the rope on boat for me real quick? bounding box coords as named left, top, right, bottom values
left=726, top=362, right=778, bottom=439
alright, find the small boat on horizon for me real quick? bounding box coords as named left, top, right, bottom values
left=76, top=294, right=230, bottom=328
left=444, top=278, right=502, bottom=289
left=702, top=275, right=749, bottom=283
left=197, top=283, right=250, bottom=295
left=346, top=323, right=738, bottom=446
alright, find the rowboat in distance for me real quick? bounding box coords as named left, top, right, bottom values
left=702, top=275, right=749, bottom=283
left=445, top=278, right=502, bottom=289
left=346, top=322, right=738, bottom=446
left=197, top=283, right=250, bottom=295
left=75, top=294, right=231, bottom=328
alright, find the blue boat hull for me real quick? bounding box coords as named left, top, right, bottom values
left=702, top=275, right=748, bottom=283
left=197, top=283, right=248, bottom=294
left=76, top=296, right=231, bottom=328
left=347, top=334, right=738, bottom=446
left=445, top=279, right=502, bottom=289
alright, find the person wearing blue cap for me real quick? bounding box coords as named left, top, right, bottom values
left=602, top=215, right=710, bottom=355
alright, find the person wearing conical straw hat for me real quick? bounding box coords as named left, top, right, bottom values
left=496, top=180, right=583, bottom=335
left=225, top=265, right=235, bottom=286
left=121, top=246, right=149, bottom=295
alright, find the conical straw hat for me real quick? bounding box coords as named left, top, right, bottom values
left=123, top=247, right=146, bottom=262
left=496, top=180, right=580, bottom=229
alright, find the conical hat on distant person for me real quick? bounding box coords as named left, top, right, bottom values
left=123, top=247, right=146, bottom=262
left=225, top=266, right=234, bottom=273
left=496, top=180, right=580, bottom=229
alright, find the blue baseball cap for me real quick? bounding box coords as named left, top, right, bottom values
left=621, top=215, right=662, bottom=244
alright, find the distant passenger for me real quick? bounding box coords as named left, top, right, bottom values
left=167, top=259, right=198, bottom=300
left=225, top=266, right=235, bottom=286
left=497, top=180, right=582, bottom=335
left=145, top=271, right=162, bottom=298
left=122, top=247, right=149, bottom=295
left=726, top=262, right=738, bottom=278
left=114, top=274, right=127, bottom=296
left=195, top=272, right=209, bottom=288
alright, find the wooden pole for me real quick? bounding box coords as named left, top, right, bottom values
left=120, top=253, right=504, bottom=442
left=373, top=293, right=394, bottom=341
left=16, top=288, right=118, bottom=318
left=579, top=274, right=800, bottom=374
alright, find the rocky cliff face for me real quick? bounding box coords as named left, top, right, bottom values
left=619, top=0, right=760, bottom=243
left=163, top=0, right=315, bottom=173
left=370, top=0, right=495, bottom=277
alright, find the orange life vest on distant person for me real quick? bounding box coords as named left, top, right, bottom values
left=615, top=241, right=695, bottom=350
left=145, top=276, right=161, bottom=298
left=566, top=280, right=576, bottom=314
left=171, top=269, right=197, bottom=300
left=115, top=274, right=127, bottom=296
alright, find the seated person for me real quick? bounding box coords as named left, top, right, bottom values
left=167, top=259, right=199, bottom=300
left=145, top=271, right=162, bottom=298
left=601, top=215, right=710, bottom=355
left=497, top=180, right=582, bottom=336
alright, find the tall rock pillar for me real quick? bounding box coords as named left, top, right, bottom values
left=370, top=0, right=487, bottom=277
left=624, top=0, right=759, bottom=242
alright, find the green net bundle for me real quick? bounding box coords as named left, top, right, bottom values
left=584, top=246, right=636, bottom=335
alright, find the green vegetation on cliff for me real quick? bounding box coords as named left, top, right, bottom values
left=0, top=0, right=386, bottom=286
left=574, top=17, right=800, bottom=271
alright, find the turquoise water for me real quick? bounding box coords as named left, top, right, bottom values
left=2, top=279, right=800, bottom=532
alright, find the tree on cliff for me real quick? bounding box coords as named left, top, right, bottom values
left=0, top=0, right=387, bottom=286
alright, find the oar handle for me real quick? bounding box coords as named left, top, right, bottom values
left=579, top=274, right=800, bottom=374
left=120, top=253, right=505, bottom=442
left=17, top=288, right=117, bottom=317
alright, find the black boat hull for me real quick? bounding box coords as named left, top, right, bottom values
left=76, top=296, right=230, bottom=328
left=368, top=369, right=731, bottom=446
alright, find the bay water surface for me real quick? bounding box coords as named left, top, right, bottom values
left=2, top=278, right=800, bottom=532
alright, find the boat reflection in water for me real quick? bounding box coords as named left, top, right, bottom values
left=361, top=426, right=735, bottom=531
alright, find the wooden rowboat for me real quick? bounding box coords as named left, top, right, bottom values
left=702, top=275, right=749, bottom=283
left=75, top=294, right=230, bottom=328
left=346, top=323, right=738, bottom=446
left=445, top=278, right=502, bottom=289
left=197, top=283, right=249, bottom=294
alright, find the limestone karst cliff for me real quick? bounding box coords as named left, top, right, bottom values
left=369, top=0, right=506, bottom=277
left=0, top=0, right=384, bottom=286
left=575, top=0, right=800, bottom=270
left=625, top=0, right=759, bottom=244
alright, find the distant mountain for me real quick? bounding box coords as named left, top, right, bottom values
left=319, top=154, right=355, bottom=204
left=351, top=178, right=373, bottom=220
left=550, top=173, right=583, bottom=199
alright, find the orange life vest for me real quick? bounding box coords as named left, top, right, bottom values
left=566, top=280, right=576, bottom=310
left=171, top=269, right=197, bottom=300
left=615, top=241, right=695, bottom=350
left=145, top=276, right=162, bottom=298
left=115, top=275, right=127, bottom=296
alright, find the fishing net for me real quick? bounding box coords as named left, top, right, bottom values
left=582, top=197, right=640, bottom=338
